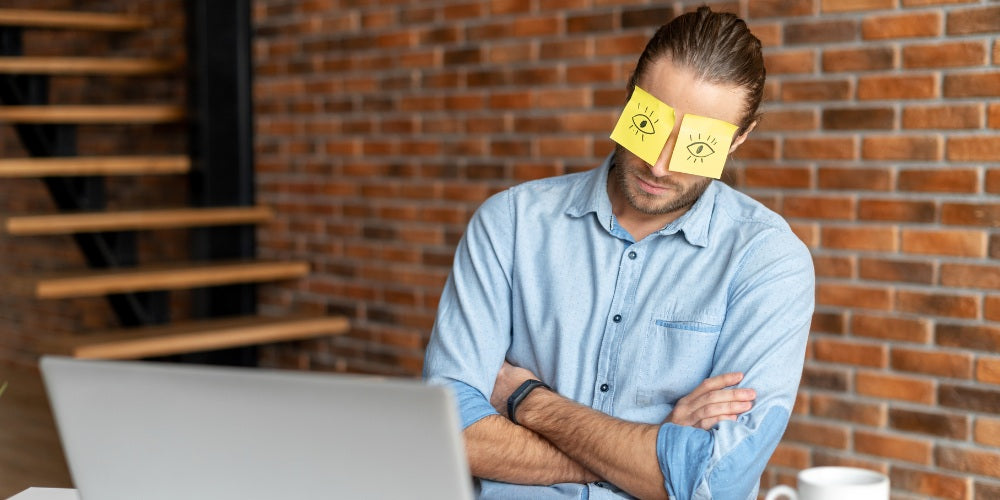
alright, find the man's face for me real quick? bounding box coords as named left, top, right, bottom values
left=612, top=57, right=751, bottom=217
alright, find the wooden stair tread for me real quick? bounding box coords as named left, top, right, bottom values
left=43, top=315, right=350, bottom=360
left=0, top=57, right=177, bottom=75
left=0, top=9, right=149, bottom=31
left=0, top=155, right=189, bottom=177
left=18, top=260, right=310, bottom=299
left=3, top=206, right=274, bottom=235
left=0, top=105, right=185, bottom=124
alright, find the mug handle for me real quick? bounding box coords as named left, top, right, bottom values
left=764, top=485, right=798, bottom=500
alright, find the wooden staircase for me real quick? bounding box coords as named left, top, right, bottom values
left=0, top=7, right=349, bottom=362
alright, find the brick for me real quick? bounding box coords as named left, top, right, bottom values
left=538, top=137, right=590, bottom=157
left=902, top=104, right=983, bottom=130
left=566, top=62, right=618, bottom=84
left=890, top=409, right=969, bottom=439
left=937, top=323, right=1000, bottom=351
left=854, top=430, right=932, bottom=464
left=817, top=283, right=892, bottom=309
left=858, top=75, right=937, bottom=100
left=977, top=482, right=1000, bottom=500
left=764, top=50, right=815, bottom=74
left=862, top=12, right=941, bottom=40
left=790, top=222, right=818, bottom=248
left=936, top=446, right=1000, bottom=478
left=822, top=108, right=894, bottom=130
left=814, top=339, right=887, bottom=367
left=823, top=0, right=895, bottom=11
left=858, top=257, right=934, bottom=285
left=991, top=103, right=1000, bottom=129
left=821, top=226, right=897, bottom=252
left=811, top=394, right=886, bottom=426
left=822, top=46, right=895, bottom=72
left=940, top=384, right=1000, bottom=414
left=974, top=418, right=1000, bottom=447
left=781, top=80, right=852, bottom=102
left=802, top=365, right=849, bottom=391
left=862, top=135, right=941, bottom=161
left=540, top=39, right=590, bottom=60
left=978, top=358, right=1000, bottom=385
left=941, top=264, right=1000, bottom=290
left=890, top=467, right=972, bottom=500
left=621, top=6, right=673, bottom=29
left=902, top=0, right=976, bottom=5
left=852, top=313, right=932, bottom=343
left=891, top=348, right=973, bottom=378
left=758, top=110, right=818, bottom=132
left=949, top=136, right=1000, bottom=162
left=768, top=443, right=810, bottom=469
left=818, top=167, right=892, bottom=191
left=784, top=420, right=849, bottom=449
left=811, top=311, right=848, bottom=335
left=858, top=199, right=936, bottom=223
left=987, top=296, right=1000, bottom=322
left=532, top=88, right=588, bottom=110
left=736, top=138, right=777, bottom=159
left=785, top=137, right=855, bottom=160
left=902, top=229, right=987, bottom=257
left=784, top=196, right=854, bottom=220
left=941, top=203, right=1000, bottom=227
left=749, top=0, right=814, bottom=18
left=988, top=170, right=1000, bottom=194
left=898, top=291, right=979, bottom=319
left=856, top=371, right=935, bottom=404
left=903, top=41, right=987, bottom=69
left=744, top=166, right=812, bottom=188
left=594, top=33, right=648, bottom=57
left=947, top=6, right=1000, bottom=35
left=814, top=255, right=854, bottom=278
left=785, top=20, right=857, bottom=45
left=812, top=451, right=888, bottom=473
left=945, top=72, right=1000, bottom=98
left=749, top=22, right=781, bottom=47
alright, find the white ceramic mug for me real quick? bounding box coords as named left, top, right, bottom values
left=764, top=466, right=889, bottom=500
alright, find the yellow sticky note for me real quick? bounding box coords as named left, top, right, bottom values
left=668, top=114, right=738, bottom=179
left=610, top=86, right=675, bottom=166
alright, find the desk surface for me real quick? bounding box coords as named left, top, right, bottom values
left=8, top=488, right=79, bottom=500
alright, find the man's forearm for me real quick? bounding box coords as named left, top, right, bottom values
left=516, top=389, right=669, bottom=500
left=464, top=414, right=600, bottom=485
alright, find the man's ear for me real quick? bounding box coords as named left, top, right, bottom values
left=728, top=120, right=758, bottom=154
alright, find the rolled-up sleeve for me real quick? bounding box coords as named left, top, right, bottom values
left=423, top=191, right=515, bottom=429
left=657, top=229, right=815, bottom=500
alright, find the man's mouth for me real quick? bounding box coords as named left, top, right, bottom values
left=635, top=176, right=674, bottom=195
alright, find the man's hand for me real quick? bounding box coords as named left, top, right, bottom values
left=666, top=372, right=756, bottom=430
left=490, top=361, right=539, bottom=416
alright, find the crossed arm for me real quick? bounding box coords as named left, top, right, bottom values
left=464, top=364, right=756, bottom=499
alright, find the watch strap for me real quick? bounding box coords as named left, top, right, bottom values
left=507, top=379, right=550, bottom=425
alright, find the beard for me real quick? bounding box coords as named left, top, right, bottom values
left=611, top=145, right=712, bottom=216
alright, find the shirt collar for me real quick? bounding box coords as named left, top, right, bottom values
left=565, top=152, right=717, bottom=248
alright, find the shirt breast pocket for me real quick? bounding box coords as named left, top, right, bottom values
left=636, top=316, right=722, bottom=407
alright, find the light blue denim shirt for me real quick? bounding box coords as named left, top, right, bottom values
left=424, top=154, right=815, bottom=500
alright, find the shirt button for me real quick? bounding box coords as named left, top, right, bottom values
left=628, top=251, right=637, bottom=260
left=613, top=314, right=622, bottom=323
left=600, top=383, right=609, bottom=392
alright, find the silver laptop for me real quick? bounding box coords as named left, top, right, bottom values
left=40, top=356, right=473, bottom=500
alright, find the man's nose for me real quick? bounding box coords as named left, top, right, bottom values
left=649, top=125, right=680, bottom=177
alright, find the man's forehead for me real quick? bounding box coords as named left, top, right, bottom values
left=637, top=59, right=747, bottom=125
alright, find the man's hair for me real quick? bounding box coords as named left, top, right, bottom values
left=627, top=6, right=765, bottom=135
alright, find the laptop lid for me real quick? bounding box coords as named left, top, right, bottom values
left=40, top=356, right=473, bottom=500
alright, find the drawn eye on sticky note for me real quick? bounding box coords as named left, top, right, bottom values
left=610, top=86, right=675, bottom=166
left=668, top=114, right=738, bottom=179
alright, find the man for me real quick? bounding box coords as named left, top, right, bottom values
left=424, top=7, right=814, bottom=500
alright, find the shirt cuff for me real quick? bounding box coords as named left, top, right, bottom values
left=448, top=380, right=499, bottom=429
left=656, top=422, right=712, bottom=500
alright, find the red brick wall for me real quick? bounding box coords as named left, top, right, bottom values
left=253, top=0, right=1000, bottom=496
